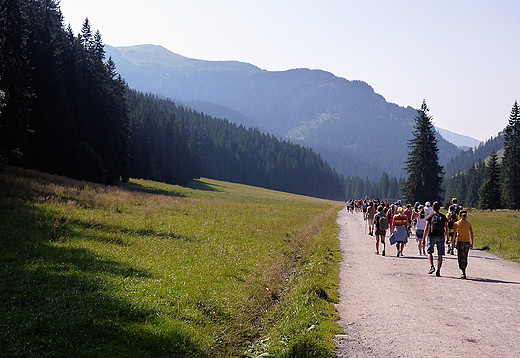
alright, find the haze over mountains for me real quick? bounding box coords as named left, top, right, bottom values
left=105, top=44, right=481, bottom=180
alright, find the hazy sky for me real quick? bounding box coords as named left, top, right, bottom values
left=60, top=0, right=520, bottom=141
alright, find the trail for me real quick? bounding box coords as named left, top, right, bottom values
left=334, top=208, right=520, bottom=358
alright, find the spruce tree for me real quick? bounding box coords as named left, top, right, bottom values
left=403, top=100, right=444, bottom=204
left=0, top=0, right=33, bottom=167
left=478, top=150, right=501, bottom=210
left=501, top=101, right=520, bottom=209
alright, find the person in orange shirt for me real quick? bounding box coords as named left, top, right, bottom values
left=390, top=206, right=409, bottom=257
left=453, top=210, right=474, bottom=279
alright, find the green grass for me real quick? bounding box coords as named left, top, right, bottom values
left=0, top=167, right=344, bottom=357
left=464, top=210, right=520, bottom=263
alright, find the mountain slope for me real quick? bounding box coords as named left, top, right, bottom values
left=106, top=44, right=461, bottom=179
left=435, top=127, right=481, bottom=149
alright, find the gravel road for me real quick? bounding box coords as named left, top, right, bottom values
left=334, top=208, right=520, bottom=358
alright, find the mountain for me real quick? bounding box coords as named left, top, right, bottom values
left=435, top=127, right=481, bottom=150
left=105, top=44, right=462, bottom=180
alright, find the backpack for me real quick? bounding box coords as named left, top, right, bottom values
left=376, top=213, right=389, bottom=231
left=429, top=212, right=445, bottom=236
left=447, top=213, right=457, bottom=230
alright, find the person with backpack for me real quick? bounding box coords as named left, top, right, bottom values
left=373, top=205, right=388, bottom=256
left=424, top=201, right=450, bottom=277
left=453, top=210, right=474, bottom=279
left=390, top=206, right=409, bottom=257
left=446, top=205, right=459, bottom=255
left=452, top=198, right=463, bottom=215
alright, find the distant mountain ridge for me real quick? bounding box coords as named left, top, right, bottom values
left=105, top=44, right=463, bottom=179
left=435, top=127, right=481, bottom=149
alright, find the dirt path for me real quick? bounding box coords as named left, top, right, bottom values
left=334, top=208, right=520, bottom=358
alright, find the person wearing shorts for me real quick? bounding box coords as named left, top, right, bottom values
left=373, top=205, right=387, bottom=256
left=413, top=205, right=427, bottom=255
left=366, top=202, right=376, bottom=236
left=424, top=201, right=449, bottom=277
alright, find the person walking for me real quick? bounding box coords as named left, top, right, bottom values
left=373, top=205, right=388, bottom=256
left=404, top=203, right=413, bottom=237
left=390, top=206, right=409, bottom=257
left=424, top=201, right=434, bottom=216
left=366, top=201, right=376, bottom=236
left=413, top=205, right=427, bottom=255
left=445, top=205, right=459, bottom=255
left=424, top=201, right=449, bottom=277
left=453, top=210, right=474, bottom=279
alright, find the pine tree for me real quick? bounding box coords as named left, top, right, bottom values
left=403, top=100, right=444, bottom=204
left=0, top=0, right=33, bottom=167
left=464, top=159, right=486, bottom=207
left=478, top=150, right=501, bottom=210
left=501, top=101, right=520, bottom=209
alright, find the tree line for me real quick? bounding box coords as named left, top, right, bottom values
left=403, top=100, right=519, bottom=210
left=1, top=1, right=128, bottom=184
left=127, top=92, right=346, bottom=200
left=0, top=0, right=346, bottom=200
left=444, top=102, right=520, bottom=210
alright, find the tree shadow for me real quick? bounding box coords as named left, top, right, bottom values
left=64, top=217, right=198, bottom=246
left=0, top=201, right=207, bottom=357
left=187, top=179, right=221, bottom=192
left=119, top=181, right=188, bottom=197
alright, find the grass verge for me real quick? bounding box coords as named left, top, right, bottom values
left=0, top=167, right=344, bottom=357
left=464, top=209, right=520, bottom=263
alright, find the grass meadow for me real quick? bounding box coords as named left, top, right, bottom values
left=0, top=167, right=344, bottom=357
left=465, top=209, right=520, bottom=263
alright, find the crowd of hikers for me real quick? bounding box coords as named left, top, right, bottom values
left=348, top=197, right=475, bottom=279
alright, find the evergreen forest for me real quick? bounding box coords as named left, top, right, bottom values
left=443, top=102, right=520, bottom=210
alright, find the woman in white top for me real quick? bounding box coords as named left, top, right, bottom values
left=413, top=205, right=428, bottom=255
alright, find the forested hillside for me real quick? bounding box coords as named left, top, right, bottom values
left=0, top=0, right=346, bottom=200
left=444, top=134, right=505, bottom=177
left=126, top=92, right=346, bottom=200
left=443, top=102, right=519, bottom=210
left=106, top=45, right=462, bottom=180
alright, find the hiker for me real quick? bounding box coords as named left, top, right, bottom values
left=413, top=201, right=420, bottom=230
left=373, top=205, right=388, bottom=255
left=366, top=201, right=376, bottom=236
left=424, top=201, right=434, bottom=216
left=390, top=206, right=408, bottom=257
left=413, top=205, right=427, bottom=255
left=424, top=201, right=449, bottom=277
left=453, top=210, right=474, bottom=279
left=452, top=197, right=463, bottom=215
left=446, top=205, right=459, bottom=255
left=404, top=203, right=413, bottom=237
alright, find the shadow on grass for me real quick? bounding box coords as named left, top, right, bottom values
left=187, top=180, right=220, bottom=192
left=64, top=217, right=198, bottom=246
left=0, top=201, right=206, bottom=357
left=119, top=181, right=188, bottom=198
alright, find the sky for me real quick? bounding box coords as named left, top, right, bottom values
left=59, top=0, right=520, bottom=142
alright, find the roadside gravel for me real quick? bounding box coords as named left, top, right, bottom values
left=334, top=208, right=520, bottom=358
